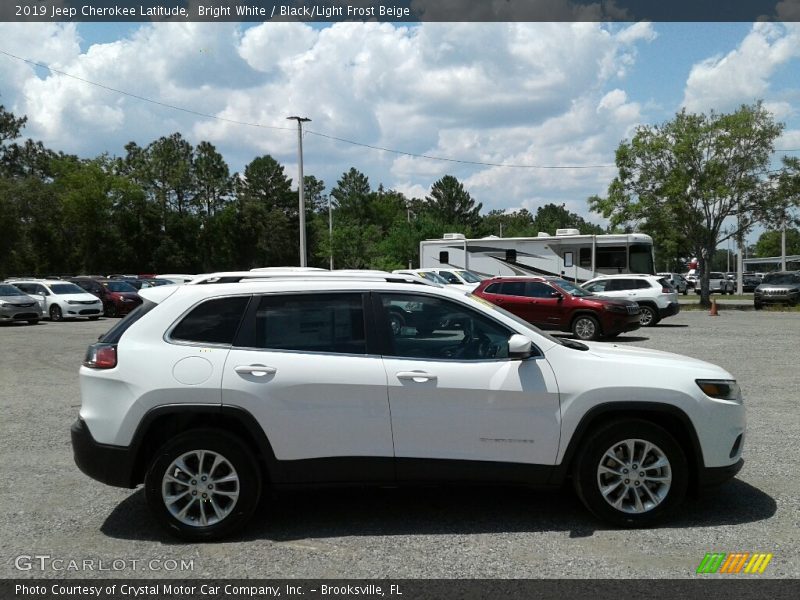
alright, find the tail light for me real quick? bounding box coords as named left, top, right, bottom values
left=662, top=286, right=672, bottom=293
left=84, top=343, right=117, bottom=369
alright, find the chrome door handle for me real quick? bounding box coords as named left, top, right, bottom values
left=397, top=371, right=437, bottom=382
left=234, top=365, right=277, bottom=377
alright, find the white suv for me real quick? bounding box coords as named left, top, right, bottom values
left=72, top=275, right=744, bottom=541
left=581, top=275, right=680, bottom=327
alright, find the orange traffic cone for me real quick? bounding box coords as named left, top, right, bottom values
left=709, top=298, right=719, bottom=316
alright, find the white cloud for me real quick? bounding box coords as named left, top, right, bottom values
left=682, top=22, right=800, bottom=113
left=1, top=20, right=658, bottom=220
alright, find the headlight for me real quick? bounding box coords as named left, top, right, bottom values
left=696, top=379, right=741, bottom=403
left=66, top=300, right=78, bottom=305
left=0, top=300, right=8, bottom=306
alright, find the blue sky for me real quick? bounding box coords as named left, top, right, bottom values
left=1, top=20, right=799, bottom=244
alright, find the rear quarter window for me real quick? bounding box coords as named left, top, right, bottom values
left=170, top=296, right=250, bottom=345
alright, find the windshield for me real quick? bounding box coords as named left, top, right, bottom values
left=763, top=273, right=800, bottom=285
left=629, top=244, right=655, bottom=274
left=50, top=283, right=87, bottom=295
left=0, top=284, right=27, bottom=296
left=552, top=278, right=592, bottom=297
left=417, top=271, right=449, bottom=284
left=455, top=270, right=483, bottom=283
left=105, top=281, right=137, bottom=293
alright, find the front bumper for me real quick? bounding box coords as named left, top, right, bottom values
left=71, top=418, right=137, bottom=488
left=699, top=458, right=744, bottom=487
left=0, top=307, right=42, bottom=321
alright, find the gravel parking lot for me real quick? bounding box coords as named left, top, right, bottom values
left=1, top=311, right=797, bottom=579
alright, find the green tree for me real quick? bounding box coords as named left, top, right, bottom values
left=589, top=102, right=784, bottom=305
left=331, top=168, right=372, bottom=227
left=425, top=175, right=482, bottom=229
left=754, top=228, right=800, bottom=258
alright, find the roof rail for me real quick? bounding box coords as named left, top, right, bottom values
left=188, top=270, right=437, bottom=286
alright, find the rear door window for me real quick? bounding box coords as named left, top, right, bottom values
left=253, top=293, right=367, bottom=355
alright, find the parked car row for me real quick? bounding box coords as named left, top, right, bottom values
left=0, top=273, right=182, bottom=324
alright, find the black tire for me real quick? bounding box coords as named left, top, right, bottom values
left=682, top=289, right=688, bottom=296
left=638, top=305, right=658, bottom=327
left=144, top=429, right=262, bottom=542
left=49, top=304, right=63, bottom=321
left=571, top=314, right=601, bottom=341
left=572, top=419, right=688, bottom=527
left=105, top=303, right=118, bottom=318
left=754, top=302, right=763, bottom=310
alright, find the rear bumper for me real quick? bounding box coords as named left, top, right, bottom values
left=659, top=302, right=681, bottom=318
left=71, top=418, right=137, bottom=488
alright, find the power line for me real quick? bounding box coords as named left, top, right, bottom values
left=0, top=48, right=614, bottom=170
left=304, top=129, right=615, bottom=169
left=0, top=49, right=293, bottom=133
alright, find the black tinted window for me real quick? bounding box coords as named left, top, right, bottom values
left=254, top=293, right=366, bottom=354
left=171, top=296, right=249, bottom=345
left=499, top=281, right=526, bottom=296
left=484, top=283, right=501, bottom=294
left=525, top=282, right=554, bottom=298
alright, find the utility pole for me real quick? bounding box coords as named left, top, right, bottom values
left=781, top=215, right=787, bottom=272
left=287, top=116, right=311, bottom=267
left=328, top=195, right=334, bottom=270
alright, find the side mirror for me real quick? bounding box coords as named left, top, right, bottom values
left=550, top=291, right=563, bottom=299
left=508, top=334, right=533, bottom=360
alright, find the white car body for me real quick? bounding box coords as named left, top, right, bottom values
left=72, top=277, right=744, bottom=538
left=582, top=274, right=680, bottom=326
left=9, top=279, right=103, bottom=320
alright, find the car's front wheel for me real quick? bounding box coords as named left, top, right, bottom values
left=573, top=419, right=688, bottom=527
left=49, top=304, right=63, bottom=321
left=571, top=315, right=601, bottom=341
left=144, top=429, right=262, bottom=542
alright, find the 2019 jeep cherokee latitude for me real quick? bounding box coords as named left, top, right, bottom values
left=71, top=276, right=745, bottom=541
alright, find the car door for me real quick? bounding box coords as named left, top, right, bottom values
left=524, top=281, right=564, bottom=327
left=495, top=281, right=533, bottom=321
left=221, top=292, right=394, bottom=484
left=376, top=292, right=561, bottom=481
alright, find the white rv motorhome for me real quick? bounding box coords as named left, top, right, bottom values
left=420, top=230, right=655, bottom=283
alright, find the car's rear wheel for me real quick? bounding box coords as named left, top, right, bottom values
left=573, top=419, right=688, bottom=527
left=754, top=302, right=763, bottom=310
left=49, top=305, right=63, bottom=321
left=105, top=303, right=117, bottom=318
left=638, top=305, right=658, bottom=327
left=144, top=429, right=262, bottom=542
left=572, top=315, right=600, bottom=341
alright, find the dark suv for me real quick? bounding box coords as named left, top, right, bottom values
left=473, top=276, right=641, bottom=340
left=754, top=271, right=800, bottom=309
left=69, top=277, right=142, bottom=317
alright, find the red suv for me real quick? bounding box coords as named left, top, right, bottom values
left=473, top=276, right=641, bottom=341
